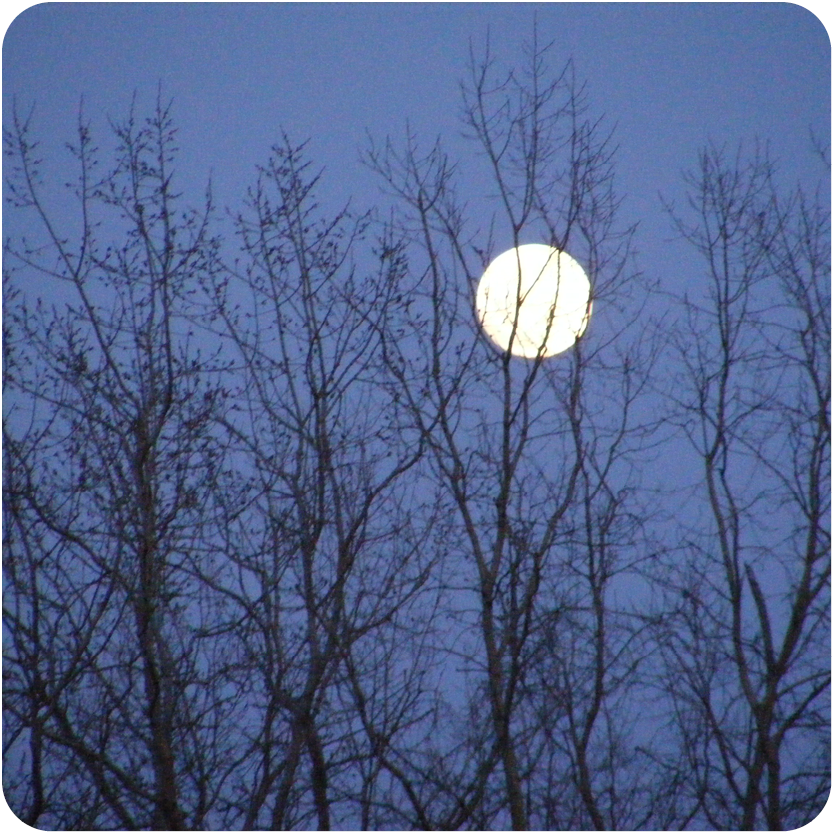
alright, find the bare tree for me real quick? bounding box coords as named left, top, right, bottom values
left=3, top=96, right=230, bottom=828
left=5, top=40, right=825, bottom=833
left=365, top=34, right=658, bottom=830
left=193, top=136, right=435, bottom=829
left=656, top=142, right=830, bottom=829
left=2, top=97, right=444, bottom=830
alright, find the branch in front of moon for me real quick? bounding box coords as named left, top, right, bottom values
left=476, top=244, right=591, bottom=358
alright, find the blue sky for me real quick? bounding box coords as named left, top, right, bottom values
left=3, top=2, right=829, bottom=296
left=2, top=4, right=831, bottom=830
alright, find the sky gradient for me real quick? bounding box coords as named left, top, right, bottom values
left=2, top=3, right=831, bottom=830
left=3, top=2, right=830, bottom=292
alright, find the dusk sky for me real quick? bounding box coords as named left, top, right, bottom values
left=3, top=2, right=829, bottom=294
left=2, top=3, right=831, bottom=831
left=3, top=1, right=829, bottom=550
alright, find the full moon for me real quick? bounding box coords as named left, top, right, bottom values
left=476, top=244, right=591, bottom=358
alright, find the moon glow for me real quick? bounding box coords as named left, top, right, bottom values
left=476, top=244, right=591, bottom=358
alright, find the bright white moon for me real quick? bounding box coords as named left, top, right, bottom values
left=476, top=244, right=591, bottom=358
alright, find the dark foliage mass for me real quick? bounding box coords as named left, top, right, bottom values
left=3, top=39, right=829, bottom=830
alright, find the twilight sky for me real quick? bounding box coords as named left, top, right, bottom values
left=3, top=2, right=830, bottom=302
left=1, top=4, right=831, bottom=830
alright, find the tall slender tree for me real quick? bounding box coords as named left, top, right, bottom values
left=365, top=35, right=658, bottom=829
left=655, top=143, right=830, bottom=829
left=4, top=40, right=827, bottom=833
left=195, top=136, right=433, bottom=829
left=4, top=95, right=229, bottom=829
